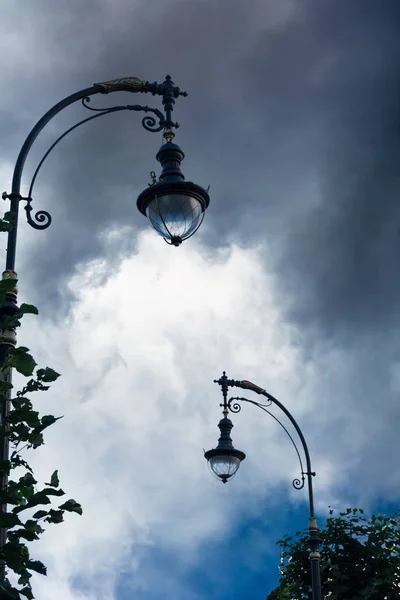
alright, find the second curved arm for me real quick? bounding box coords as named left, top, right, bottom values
left=227, top=378, right=316, bottom=518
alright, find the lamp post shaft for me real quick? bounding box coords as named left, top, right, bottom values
left=213, top=373, right=323, bottom=600
left=1, top=83, right=149, bottom=583
left=310, top=531, right=323, bottom=600
left=0, top=75, right=197, bottom=586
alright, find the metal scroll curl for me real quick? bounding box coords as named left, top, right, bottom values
left=81, top=97, right=109, bottom=112
left=226, top=398, right=242, bottom=413
left=82, top=97, right=165, bottom=132
left=141, top=115, right=164, bottom=132
left=21, top=98, right=168, bottom=232
left=292, top=476, right=305, bottom=490
left=25, top=199, right=52, bottom=230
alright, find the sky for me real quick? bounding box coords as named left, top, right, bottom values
left=1, top=0, right=400, bottom=598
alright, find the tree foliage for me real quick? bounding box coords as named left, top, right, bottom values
left=267, top=507, right=400, bottom=600
left=0, top=212, right=82, bottom=599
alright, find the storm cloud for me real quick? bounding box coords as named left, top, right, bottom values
left=1, top=1, right=400, bottom=599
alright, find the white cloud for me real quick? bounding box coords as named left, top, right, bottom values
left=10, top=228, right=400, bottom=599
left=14, top=231, right=303, bottom=599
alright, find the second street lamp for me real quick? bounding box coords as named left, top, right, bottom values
left=0, top=74, right=210, bottom=584
left=205, top=372, right=323, bottom=600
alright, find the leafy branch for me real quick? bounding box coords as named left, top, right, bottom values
left=0, top=236, right=82, bottom=599
left=268, top=507, right=400, bottom=600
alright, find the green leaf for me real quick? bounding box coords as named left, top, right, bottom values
left=28, top=433, right=44, bottom=449
left=26, top=560, right=46, bottom=576
left=0, top=316, right=21, bottom=330
left=1, top=541, right=29, bottom=572
left=8, top=529, right=38, bottom=542
left=44, top=509, right=64, bottom=524
left=7, top=408, right=40, bottom=427
left=41, top=488, right=65, bottom=497
left=0, top=460, right=11, bottom=476
left=3, top=211, right=16, bottom=223
left=18, top=304, right=39, bottom=316
left=0, top=278, right=17, bottom=296
left=0, top=381, right=13, bottom=392
left=24, top=520, right=44, bottom=535
left=8, top=350, right=37, bottom=378
left=0, top=513, right=22, bottom=529
left=39, top=415, right=62, bottom=430
left=13, top=494, right=51, bottom=514
left=18, top=474, right=37, bottom=488
left=19, top=586, right=34, bottom=600
left=11, top=398, right=32, bottom=411
left=17, top=573, right=31, bottom=587
left=1, top=483, right=25, bottom=506
left=46, top=471, right=59, bottom=488
left=0, top=220, right=15, bottom=233
left=0, top=582, right=20, bottom=599
left=9, top=458, right=33, bottom=474
left=31, top=511, right=48, bottom=520
left=36, top=368, right=60, bottom=383
left=58, top=499, right=82, bottom=515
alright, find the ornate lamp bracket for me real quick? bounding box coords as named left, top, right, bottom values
left=2, top=74, right=191, bottom=268
left=2, top=193, right=51, bottom=231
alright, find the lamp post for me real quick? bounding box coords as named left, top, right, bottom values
left=0, top=75, right=210, bottom=581
left=204, top=372, right=323, bottom=600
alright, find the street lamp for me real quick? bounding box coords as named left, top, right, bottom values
left=205, top=372, right=323, bottom=600
left=2, top=75, right=209, bottom=253
left=0, top=74, right=209, bottom=580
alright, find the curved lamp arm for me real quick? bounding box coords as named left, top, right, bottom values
left=226, top=396, right=310, bottom=493
left=228, top=380, right=316, bottom=519
left=3, top=75, right=185, bottom=271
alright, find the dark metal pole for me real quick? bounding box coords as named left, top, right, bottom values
left=222, top=375, right=323, bottom=600
left=0, top=75, right=185, bottom=584
left=0, top=85, right=112, bottom=583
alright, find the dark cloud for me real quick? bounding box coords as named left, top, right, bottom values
left=1, top=0, right=400, bottom=341
left=3, top=0, right=290, bottom=307
left=2, top=5, right=400, bottom=595
left=240, top=0, right=400, bottom=335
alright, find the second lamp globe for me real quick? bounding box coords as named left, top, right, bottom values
left=137, top=140, right=209, bottom=246
left=204, top=412, right=246, bottom=484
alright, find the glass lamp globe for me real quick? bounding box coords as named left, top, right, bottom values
left=146, top=192, right=203, bottom=246
left=206, top=450, right=245, bottom=484
left=136, top=140, right=210, bottom=246
left=205, top=414, right=246, bottom=483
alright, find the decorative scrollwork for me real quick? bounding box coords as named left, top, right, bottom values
left=24, top=200, right=52, bottom=230
left=260, top=398, right=273, bottom=408
left=227, top=398, right=242, bottom=413
left=81, top=97, right=165, bottom=132
left=142, top=115, right=163, bottom=132
left=292, top=476, right=305, bottom=490
left=227, top=395, right=308, bottom=495
left=81, top=97, right=106, bottom=112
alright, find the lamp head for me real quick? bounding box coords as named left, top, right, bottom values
left=204, top=415, right=246, bottom=484
left=137, top=141, right=209, bottom=246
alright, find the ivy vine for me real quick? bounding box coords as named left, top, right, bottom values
left=0, top=210, right=82, bottom=599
